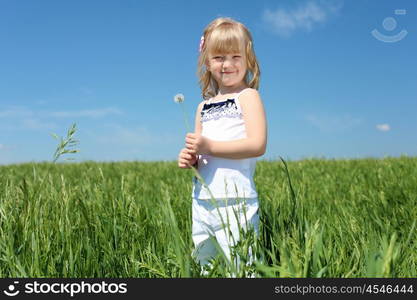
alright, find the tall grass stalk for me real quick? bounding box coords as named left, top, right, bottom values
left=1, top=156, right=416, bottom=277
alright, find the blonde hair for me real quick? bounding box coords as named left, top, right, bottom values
left=197, top=17, right=260, bottom=100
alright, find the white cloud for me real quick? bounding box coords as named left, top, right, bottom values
left=48, top=107, right=123, bottom=118
left=262, top=0, right=343, bottom=37
left=21, top=118, right=58, bottom=130
left=0, top=106, right=34, bottom=118
left=0, top=106, right=122, bottom=119
left=0, top=106, right=122, bottom=132
left=91, top=124, right=178, bottom=148
left=376, top=124, right=390, bottom=132
left=0, top=144, right=13, bottom=151
left=306, top=113, right=361, bottom=132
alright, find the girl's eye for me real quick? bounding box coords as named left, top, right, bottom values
left=212, top=56, right=224, bottom=62
left=233, top=55, right=241, bottom=59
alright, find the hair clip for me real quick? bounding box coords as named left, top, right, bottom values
left=199, top=36, right=205, bottom=53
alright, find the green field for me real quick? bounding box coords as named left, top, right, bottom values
left=0, top=156, right=416, bottom=277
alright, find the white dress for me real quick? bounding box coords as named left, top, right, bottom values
left=192, top=88, right=259, bottom=200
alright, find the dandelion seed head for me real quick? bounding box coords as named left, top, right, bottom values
left=174, top=93, right=185, bottom=103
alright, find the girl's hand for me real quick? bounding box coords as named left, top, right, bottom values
left=185, top=133, right=210, bottom=155
left=178, top=148, right=198, bottom=169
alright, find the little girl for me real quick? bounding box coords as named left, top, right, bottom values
left=177, top=17, right=267, bottom=271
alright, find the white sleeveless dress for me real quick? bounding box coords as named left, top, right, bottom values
left=192, top=88, right=259, bottom=200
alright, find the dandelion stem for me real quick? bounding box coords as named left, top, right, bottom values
left=179, top=102, right=191, bottom=133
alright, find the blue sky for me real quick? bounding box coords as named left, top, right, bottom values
left=0, top=0, right=416, bottom=164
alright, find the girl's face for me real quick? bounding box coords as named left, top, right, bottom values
left=207, top=48, right=247, bottom=90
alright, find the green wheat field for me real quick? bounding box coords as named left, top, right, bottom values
left=0, top=156, right=416, bottom=278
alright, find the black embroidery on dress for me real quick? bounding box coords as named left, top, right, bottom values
left=201, top=98, right=242, bottom=122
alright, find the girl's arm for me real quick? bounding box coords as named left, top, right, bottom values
left=186, top=89, right=267, bottom=159
left=194, top=101, right=204, bottom=137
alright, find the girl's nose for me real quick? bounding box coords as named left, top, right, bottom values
left=222, top=58, right=232, bottom=68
